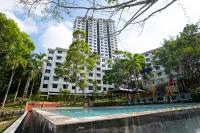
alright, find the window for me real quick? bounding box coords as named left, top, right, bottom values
left=154, top=65, right=160, bottom=70
left=108, top=88, right=114, bottom=91
left=97, top=86, right=101, bottom=90
left=63, top=84, right=68, bottom=89
left=53, top=76, right=58, bottom=81
left=88, top=79, right=92, bottom=83
left=47, top=63, right=51, bottom=66
left=72, top=86, right=76, bottom=90
left=103, top=87, right=107, bottom=91
left=102, top=64, right=105, bottom=67
left=88, top=86, right=93, bottom=90
left=97, top=68, right=101, bottom=71
left=44, top=77, right=49, bottom=80
left=57, top=56, right=62, bottom=60
left=146, top=58, right=150, bottom=62
left=103, top=81, right=107, bottom=84
left=48, top=57, right=53, bottom=60
left=157, top=72, right=162, bottom=76
left=43, top=84, right=48, bottom=88
left=102, top=59, right=105, bottom=62
left=58, top=50, right=62, bottom=54
left=49, top=51, right=54, bottom=54
left=52, top=84, right=57, bottom=88
left=97, top=80, right=101, bottom=84
left=89, top=73, right=93, bottom=77
left=97, top=74, right=101, bottom=77
left=56, top=62, right=61, bottom=66
left=64, top=77, right=68, bottom=81
left=45, top=69, right=50, bottom=73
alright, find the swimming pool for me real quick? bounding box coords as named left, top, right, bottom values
left=49, top=103, right=200, bottom=118
left=12, top=103, right=200, bottom=133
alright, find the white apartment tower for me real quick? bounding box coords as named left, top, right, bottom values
left=40, top=17, right=118, bottom=97
left=74, top=16, right=118, bottom=58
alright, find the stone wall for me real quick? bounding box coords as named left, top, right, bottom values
left=24, top=102, right=63, bottom=111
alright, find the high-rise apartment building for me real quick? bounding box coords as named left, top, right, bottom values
left=74, top=17, right=118, bottom=58
left=40, top=17, right=117, bottom=97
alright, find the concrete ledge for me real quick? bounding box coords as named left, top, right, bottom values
left=19, top=105, right=200, bottom=133
left=4, top=111, right=28, bottom=133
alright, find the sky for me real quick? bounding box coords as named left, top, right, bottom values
left=1, top=0, right=200, bottom=54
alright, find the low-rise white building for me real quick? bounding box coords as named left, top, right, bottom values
left=143, top=49, right=169, bottom=85
left=40, top=47, right=115, bottom=97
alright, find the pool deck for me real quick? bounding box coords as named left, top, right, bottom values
left=33, top=104, right=200, bottom=126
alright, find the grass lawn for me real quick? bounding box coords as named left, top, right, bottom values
left=0, top=117, right=18, bottom=133
left=0, top=106, right=23, bottom=112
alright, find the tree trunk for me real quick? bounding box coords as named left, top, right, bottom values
left=13, top=78, right=22, bottom=103
left=2, top=70, right=15, bottom=108
left=82, top=89, right=86, bottom=99
left=29, top=80, right=35, bottom=100
left=22, top=76, right=31, bottom=99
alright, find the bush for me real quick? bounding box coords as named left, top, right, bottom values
left=191, top=86, right=200, bottom=102
left=93, top=100, right=126, bottom=107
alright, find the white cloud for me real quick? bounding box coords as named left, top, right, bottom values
left=0, top=0, right=38, bottom=34
left=40, top=22, right=73, bottom=50
left=118, top=0, right=200, bottom=53
left=0, top=0, right=18, bottom=11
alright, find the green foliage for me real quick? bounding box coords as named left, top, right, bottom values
left=103, top=50, right=145, bottom=89
left=0, top=12, right=45, bottom=106
left=61, top=89, right=70, bottom=102
left=56, top=30, right=97, bottom=94
left=34, top=90, right=44, bottom=101
left=154, top=24, right=200, bottom=86
left=103, top=59, right=128, bottom=88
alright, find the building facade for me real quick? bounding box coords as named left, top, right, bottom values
left=143, top=50, right=169, bottom=85
left=40, top=17, right=118, bottom=97
left=74, top=16, right=118, bottom=58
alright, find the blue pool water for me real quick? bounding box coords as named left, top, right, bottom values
left=50, top=103, right=200, bottom=118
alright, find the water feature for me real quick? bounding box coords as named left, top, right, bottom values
left=49, top=103, right=199, bottom=118
left=5, top=103, right=200, bottom=133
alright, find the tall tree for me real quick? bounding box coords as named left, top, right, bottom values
left=1, top=37, right=33, bottom=107
left=154, top=24, right=200, bottom=89
left=0, top=12, right=35, bottom=107
left=56, top=30, right=96, bottom=97
left=104, top=51, right=145, bottom=90
left=29, top=53, right=47, bottom=100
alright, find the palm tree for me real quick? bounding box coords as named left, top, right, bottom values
left=125, top=52, right=145, bottom=89
left=13, top=66, right=28, bottom=103
left=1, top=50, right=27, bottom=107
left=21, top=53, right=46, bottom=100
left=29, top=53, right=46, bottom=100
left=13, top=78, right=22, bottom=103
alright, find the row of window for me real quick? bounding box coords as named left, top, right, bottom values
left=43, top=84, right=67, bottom=89
left=48, top=56, right=62, bottom=60
left=49, top=50, right=63, bottom=54
left=43, top=84, right=113, bottom=91
left=47, top=62, right=61, bottom=67
left=44, top=75, right=113, bottom=84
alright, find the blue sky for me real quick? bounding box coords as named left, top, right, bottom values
left=1, top=0, right=200, bottom=54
